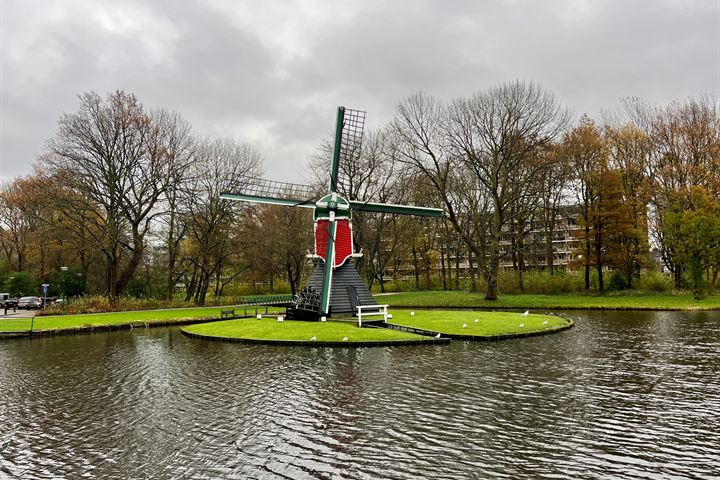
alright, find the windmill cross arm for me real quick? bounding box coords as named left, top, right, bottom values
left=348, top=200, right=444, bottom=218
left=220, top=192, right=316, bottom=209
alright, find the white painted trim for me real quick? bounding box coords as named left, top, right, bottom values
left=356, top=304, right=389, bottom=327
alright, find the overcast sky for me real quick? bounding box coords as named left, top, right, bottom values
left=1, top=0, right=718, bottom=183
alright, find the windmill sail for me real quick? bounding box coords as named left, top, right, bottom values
left=329, top=108, right=366, bottom=193
left=349, top=200, right=444, bottom=217
left=220, top=176, right=318, bottom=208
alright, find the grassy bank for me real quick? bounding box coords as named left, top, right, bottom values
left=182, top=318, right=428, bottom=343
left=389, top=309, right=567, bottom=336
left=379, top=291, right=720, bottom=310
left=182, top=309, right=568, bottom=344
left=0, top=306, right=283, bottom=334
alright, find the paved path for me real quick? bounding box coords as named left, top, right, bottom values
left=0, top=308, right=36, bottom=319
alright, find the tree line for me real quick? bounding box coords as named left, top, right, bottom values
left=1, top=83, right=718, bottom=302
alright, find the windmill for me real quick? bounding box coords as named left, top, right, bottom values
left=221, top=107, right=443, bottom=318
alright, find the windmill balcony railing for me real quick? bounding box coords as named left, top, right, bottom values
left=232, top=294, right=295, bottom=306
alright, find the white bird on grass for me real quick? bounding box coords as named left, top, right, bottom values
left=462, top=323, right=467, bottom=329
left=543, top=320, right=548, bottom=325
left=310, top=336, right=317, bottom=341
left=522, top=310, right=529, bottom=317
left=474, top=319, right=479, bottom=323
left=342, top=336, right=349, bottom=342
left=519, top=324, right=525, bottom=328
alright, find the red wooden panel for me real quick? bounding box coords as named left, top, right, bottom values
left=334, top=219, right=353, bottom=267
left=314, top=219, right=354, bottom=267
left=315, top=220, right=329, bottom=262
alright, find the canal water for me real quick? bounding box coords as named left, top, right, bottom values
left=0, top=311, right=718, bottom=479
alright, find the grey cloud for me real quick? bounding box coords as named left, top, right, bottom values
left=1, top=0, right=718, bottom=183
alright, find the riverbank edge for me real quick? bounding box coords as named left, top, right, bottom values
left=378, top=291, right=720, bottom=311
left=385, top=302, right=719, bottom=311
left=0, top=316, right=223, bottom=340
left=180, top=327, right=451, bottom=347
left=1, top=309, right=573, bottom=343
left=384, top=315, right=575, bottom=341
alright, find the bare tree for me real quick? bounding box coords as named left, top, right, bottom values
left=621, top=95, right=720, bottom=286
left=534, top=144, right=572, bottom=275
left=150, top=110, right=196, bottom=300
left=182, top=138, right=262, bottom=305
left=443, top=81, right=570, bottom=299
left=45, top=91, right=187, bottom=297
left=0, top=180, right=33, bottom=272
left=391, top=93, right=486, bottom=288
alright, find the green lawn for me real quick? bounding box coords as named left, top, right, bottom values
left=182, top=318, right=428, bottom=343
left=0, top=306, right=283, bottom=333
left=380, top=291, right=720, bottom=311
left=389, top=309, right=567, bottom=336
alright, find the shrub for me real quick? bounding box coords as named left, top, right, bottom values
left=636, top=271, right=672, bottom=293
left=497, top=270, right=586, bottom=294
left=607, top=271, right=629, bottom=292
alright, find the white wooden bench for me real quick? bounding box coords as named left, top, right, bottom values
left=356, top=304, right=389, bottom=327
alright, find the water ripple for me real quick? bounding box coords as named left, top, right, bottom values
left=1, top=310, right=719, bottom=479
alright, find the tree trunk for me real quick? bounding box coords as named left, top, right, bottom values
left=595, top=232, right=604, bottom=293
left=584, top=226, right=591, bottom=290
left=485, top=235, right=500, bottom=301
left=485, top=210, right=501, bottom=301
left=116, top=238, right=145, bottom=296
left=107, top=252, right=119, bottom=298
left=517, top=249, right=525, bottom=293
left=412, top=246, right=420, bottom=290
left=674, top=264, right=683, bottom=289
left=468, top=249, right=477, bottom=292
left=440, top=246, right=447, bottom=290
left=545, top=229, right=554, bottom=275
left=166, top=206, right=177, bottom=301
left=454, top=248, right=461, bottom=290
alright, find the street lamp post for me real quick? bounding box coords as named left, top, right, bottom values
left=60, top=266, right=69, bottom=303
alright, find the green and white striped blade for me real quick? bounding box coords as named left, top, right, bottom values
left=320, top=220, right=337, bottom=315
left=328, top=107, right=345, bottom=194
left=348, top=200, right=444, bottom=218
left=220, top=192, right=316, bottom=209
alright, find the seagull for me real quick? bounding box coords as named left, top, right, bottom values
left=462, top=323, right=467, bottom=329
left=435, top=333, right=441, bottom=339
left=310, top=336, right=317, bottom=341
left=519, top=323, right=525, bottom=328
left=342, top=336, right=349, bottom=342
left=522, top=310, right=529, bottom=317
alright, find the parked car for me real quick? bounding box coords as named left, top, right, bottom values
left=18, top=296, right=43, bottom=309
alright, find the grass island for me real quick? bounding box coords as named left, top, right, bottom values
left=181, top=316, right=446, bottom=346
left=180, top=309, right=571, bottom=346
